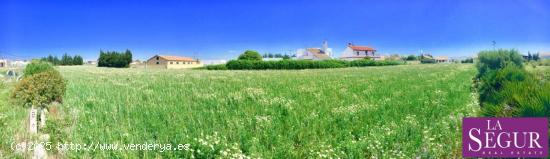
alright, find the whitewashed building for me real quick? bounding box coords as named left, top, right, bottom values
left=10, top=60, right=29, bottom=68
left=340, top=43, right=381, bottom=60
left=201, top=59, right=228, bottom=65
left=295, top=41, right=333, bottom=60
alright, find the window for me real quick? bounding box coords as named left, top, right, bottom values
left=156, top=62, right=159, bottom=65
left=177, top=62, right=179, bottom=64
left=170, top=62, right=173, bottom=64
left=156, top=57, right=159, bottom=60
left=356, top=51, right=360, bottom=55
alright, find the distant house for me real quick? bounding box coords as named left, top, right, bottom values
left=340, top=43, right=381, bottom=60
left=146, top=55, right=203, bottom=69
left=295, top=41, right=333, bottom=60
left=434, top=56, right=449, bottom=63
left=130, top=60, right=142, bottom=65
left=201, top=60, right=227, bottom=65
left=87, top=61, right=97, bottom=65
left=10, top=60, right=29, bottom=68
left=0, top=59, right=7, bottom=68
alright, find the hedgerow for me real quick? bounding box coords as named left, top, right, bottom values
left=222, top=59, right=401, bottom=70
left=205, top=64, right=228, bottom=70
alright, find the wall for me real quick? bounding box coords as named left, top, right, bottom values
left=146, top=58, right=167, bottom=69
left=166, top=61, right=203, bottom=69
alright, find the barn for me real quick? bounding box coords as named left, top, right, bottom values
left=146, top=55, right=203, bottom=69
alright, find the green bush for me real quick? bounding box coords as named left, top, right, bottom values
left=347, top=59, right=401, bottom=67
left=420, top=59, right=436, bottom=64
left=478, top=65, right=529, bottom=106
left=476, top=49, right=549, bottom=117
left=225, top=59, right=400, bottom=70
left=476, top=49, right=523, bottom=78
left=405, top=55, right=418, bottom=61
left=461, top=58, right=474, bottom=63
left=481, top=77, right=549, bottom=117
left=205, top=64, right=228, bottom=70
left=238, top=50, right=262, bottom=61
left=12, top=70, right=66, bottom=107
left=23, top=60, right=55, bottom=77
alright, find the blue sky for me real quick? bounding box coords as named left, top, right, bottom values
left=1, top=0, right=549, bottom=61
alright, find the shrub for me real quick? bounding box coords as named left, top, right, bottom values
left=23, top=60, right=55, bottom=77
left=405, top=55, right=417, bottom=61
left=478, top=64, right=530, bottom=106
left=238, top=50, right=262, bottom=61
left=476, top=49, right=523, bottom=78
left=12, top=70, right=66, bottom=107
left=461, top=58, right=474, bottom=63
left=481, top=76, right=549, bottom=117
left=476, top=49, right=549, bottom=117
left=420, top=59, right=436, bottom=64
left=205, top=64, right=228, bottom=70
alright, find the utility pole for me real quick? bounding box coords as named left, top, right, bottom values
left=492, top=41, right=496, bottom=50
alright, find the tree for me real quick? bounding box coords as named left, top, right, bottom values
left=47, top=55, right=55, bottom=64
left=406, top=55, right=417, bottom=61
left=61, top=53, right=73, bottom=65
left=97, top=50, right=133, bottom=68
left=238, top=50, right=262, bottom=61
left=53, top=56, right=60, bottom=65
left=124, top=49, right=133, bottom=67
left=73, top=55, right=84, bottom=65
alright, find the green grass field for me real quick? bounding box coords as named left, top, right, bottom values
left=0, top=68, right=28, bottom=158
left=2, top=64, right=478, bottom=158
left=54, top=64, right=477, bottom=158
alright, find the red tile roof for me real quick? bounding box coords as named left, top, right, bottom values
left=350, top=46, right=376, bottom=51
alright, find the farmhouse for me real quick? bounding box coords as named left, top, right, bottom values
left=340, top=43, right=381, bottom=60
left=146, top=55, right=203, bottom=69
left=434, top=56, right=449, bottom=63
left=295, top=41, right=333, bottom=60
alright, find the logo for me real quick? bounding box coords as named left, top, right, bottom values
left=462, top=118, right=548, bottom=158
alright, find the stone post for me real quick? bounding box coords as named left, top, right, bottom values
left=29, top=107, right=37, bottom=134
left=39, top=107, right=47, bottom=128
